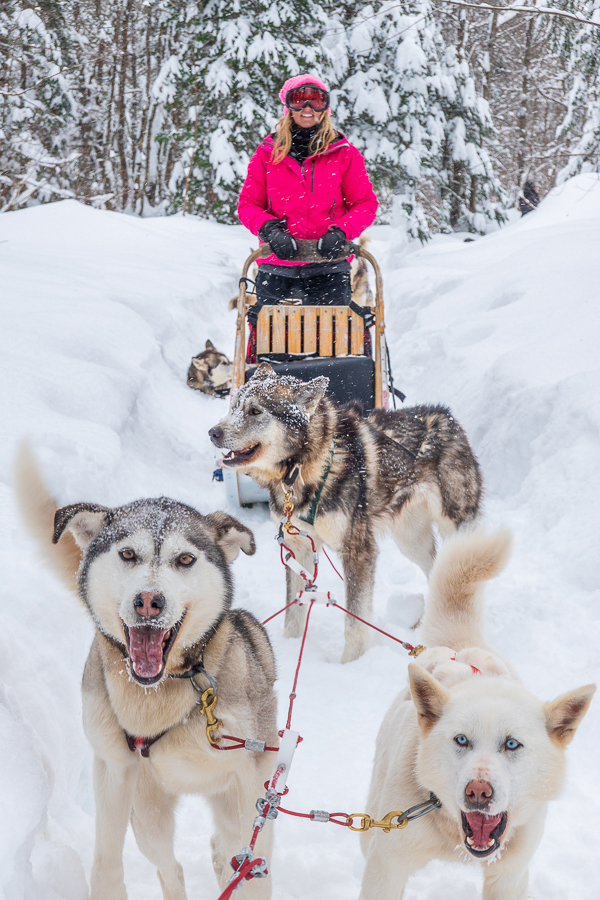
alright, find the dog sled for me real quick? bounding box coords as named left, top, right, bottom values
left=223, top=238, right=400, bottom=507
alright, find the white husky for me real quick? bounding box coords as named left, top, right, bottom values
left=360, top=530, right=595, bottom=900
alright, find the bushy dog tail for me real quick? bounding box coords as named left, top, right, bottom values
left=420, top=529, right=512, bottom=650
left=417, top=409, right=483, bottom=527
left=14, top=443, right=81, bottom=593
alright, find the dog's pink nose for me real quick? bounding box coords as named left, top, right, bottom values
left=465, top=780, right=494, bottom=806
left=134, top=591, right=165, bottom=619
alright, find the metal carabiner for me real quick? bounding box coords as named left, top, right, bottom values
left=347, top=811, right=408, bottom=833
left=198, top=686, right=223, bottom=744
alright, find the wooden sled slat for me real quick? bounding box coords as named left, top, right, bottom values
left=288, top=311, right=302, bottom=354
left=334, top=308, right=348, bottom=356
left=271, top=307, right=287, bottom=353
left=320, top=308, right=333, bottom=356
left=254, top=305, right=366, bottom=357
left=256, top=308, right=271, bottom=355
left=350, top=311, right=365, bottom=354
left=302, top=308, right=318, bottom=354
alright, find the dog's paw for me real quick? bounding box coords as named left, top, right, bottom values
left=341, top=635, right=370, bottom=664
left=283, top=623, right=303, bottom=639
left=341, top=645, right=363, bottom=664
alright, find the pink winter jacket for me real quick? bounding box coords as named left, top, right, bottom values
left=238, top=132, right=378, bottom=267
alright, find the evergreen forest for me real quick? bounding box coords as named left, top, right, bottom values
left=1, top=0, right=599, bottom=237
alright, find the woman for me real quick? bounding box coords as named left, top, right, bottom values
left=238, top=74, right=378, bottom=307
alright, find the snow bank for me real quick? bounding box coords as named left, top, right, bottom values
left=0, top=176, right=598, bottom=899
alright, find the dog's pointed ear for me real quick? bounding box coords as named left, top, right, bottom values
left=192, top=358, right=207, bottom=372
left=253, top=362, right=274, bottom=380
left=543, top=684, right=596, bottom=748
left=295, top=376, right=329, bottom=417
left=409, top=664, right=450, bottom=733
left=206, top=512, right=256, bottom=562
left=205, top=339, right=216, bottom=350
left=53, top=503, right=109, bottom=549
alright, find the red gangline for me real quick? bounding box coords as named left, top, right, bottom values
left=217, top=857, right=257, bottom=900
left=286, top=600, right=315, bottom=730
left=210, top=735, right=280, bottom=752
left=330, top=602, right=416, bottom=652
left=262, top=599, right=298, bottom=626
left=278, top=806, right=350, bottom=826
left=248, top=764, right=285, bottom=852
left=322, top=546, right=344, bottom=581
left=270, top=763, right=285, bottom=791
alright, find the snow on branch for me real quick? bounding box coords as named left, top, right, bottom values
left=0, top=62, right=86, bottom=97
left=429, top=0, right=600, bottom=29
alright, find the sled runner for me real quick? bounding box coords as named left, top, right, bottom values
left=224, top=238, right=398, bottom=507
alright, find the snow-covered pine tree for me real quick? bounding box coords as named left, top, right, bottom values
left=324, top=0, right=440, bottom=240
left=0, top=0, right=75, bottom=211
left=165, top=0, right=329, bottom=222
left=64, top=0, right=182, bottom=214
left=450, top=5, right=573, bottom=205
left=324, top=0, right=505, bottom=238
left=555, top=0, right=600, bottom=182
left=437, top=10, right=506, bottom=233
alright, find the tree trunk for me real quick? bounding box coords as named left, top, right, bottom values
left=116, top=0, right=133, bottom=210
left=517, top=13, right=536, bottom=182
left=483, top=9, right=499, bottom=103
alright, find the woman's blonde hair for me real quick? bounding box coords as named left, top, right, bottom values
left=271, top=112, right=337, bottom=164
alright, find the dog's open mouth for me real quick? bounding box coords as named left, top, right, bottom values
left=123, top=621, right=181, bottom=685
left=461, top=811, right=507, bottom=857
left=221, top=444, right=261, bottom=466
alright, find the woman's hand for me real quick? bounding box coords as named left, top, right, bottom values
left=258, top=219, right=298, bottom=261
left=317, top=226, right=347, bottom=259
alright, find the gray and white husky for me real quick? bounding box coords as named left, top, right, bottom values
left=187, top=339, right=233, bottom=395
left=209, top=363, right=483, bottom=662
left=360, top=529, right=595, bottom=899
left=16, top=449, right=277, bottom=900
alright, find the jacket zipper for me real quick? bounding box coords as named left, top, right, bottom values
left=329, top=198, right=336, bottom=220
left=311, top=160, right=315, bottom=192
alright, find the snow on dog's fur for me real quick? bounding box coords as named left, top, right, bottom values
left=209, top=363, right=482, bottom=662
left=15, top=447, right=277, bottom=900
left=360, top=530, right=595, bottom=900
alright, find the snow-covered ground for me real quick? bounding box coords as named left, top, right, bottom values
left=1, top=173, right=599, bottom=900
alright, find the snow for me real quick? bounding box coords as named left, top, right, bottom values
left=1, top=174, right=599, bottom=899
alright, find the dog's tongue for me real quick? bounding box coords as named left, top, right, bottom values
left=129, top=625, right=167, bottom=678
left=465, top=811, right=503, bottom=849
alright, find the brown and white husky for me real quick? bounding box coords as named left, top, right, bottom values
left=209, top=364, right=483, bottom=662
left=16, top=448, right=277, bottom=900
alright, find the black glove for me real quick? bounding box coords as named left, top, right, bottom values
left=258, top=219, right=298, bottom=261
left=317, top=226, right=347, bottom=259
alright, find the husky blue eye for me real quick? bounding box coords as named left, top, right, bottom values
left=505, top=738, right=521, bottom=751
left=454, top=734, right=469, bottom=747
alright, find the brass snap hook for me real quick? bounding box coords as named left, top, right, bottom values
left=346, top=811, right=408, bottom=833
left=199, top=686, right=223, bottom=744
